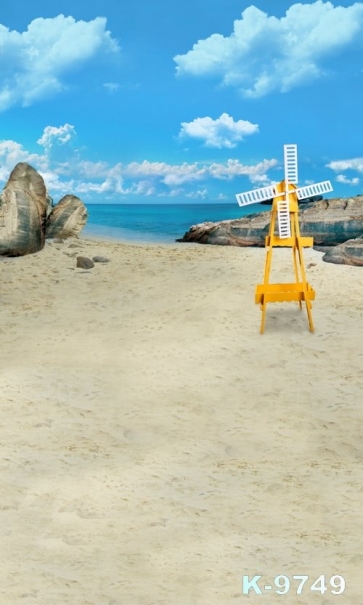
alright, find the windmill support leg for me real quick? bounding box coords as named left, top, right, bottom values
left=259, top=233, right=274, bottom=333
left=292, top=246, right=302, bottom=310
left=260, top=300, right=267, bottom=334
left=296, top=240, right=314, bottom=333
left=263, top=246, right=274, bottom=286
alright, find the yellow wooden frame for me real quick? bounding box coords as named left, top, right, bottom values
left=256, top=181, right=315, bottom=334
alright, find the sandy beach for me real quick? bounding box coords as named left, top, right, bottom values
left=1, top=236, right=363, bottom=605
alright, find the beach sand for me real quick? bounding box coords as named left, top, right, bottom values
left=1, top=237, right=363, bottom=605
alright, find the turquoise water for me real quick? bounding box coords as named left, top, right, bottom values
left=82, top=203, right=268, bottom=244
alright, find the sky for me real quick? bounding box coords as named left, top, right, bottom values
left=1, top=0, right=363, bottom=205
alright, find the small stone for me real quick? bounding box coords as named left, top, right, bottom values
left=307, top=263, right=317, bottom=268
left=76, top=256, right=94, bottom=269
left=69, top=243, right=83, bottom=248
left=92, top=256, right=110, bottom=263
left=53, top=238, right=64, bottom=244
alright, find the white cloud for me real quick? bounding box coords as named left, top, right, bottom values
left=208, top=158, right=278, bottom=182
left=37, top=124, right=77, bottom=151
left=122, top=160, right=207, bottom=185
left=179, top=113, right=258, bottom=148
left=327, top=157, right=363, bottom=173
left=0, top=127, right=279, bottom=199
left=0, top=139, right=48, bottom=181
left=0, top=15, right=120, bottom=111
left=174, top=1, right=363, bottom=97
left=336, top=174, right=360, bottom=185
left=77, top=160, right=111, bottom=178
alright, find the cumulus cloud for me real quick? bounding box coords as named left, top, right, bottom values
left=174, top=1, right=363, bottom=97
left=37, top=124, right=77, bottom=150
left=0, top=126, right=279, bottom=198
left=336, top=174, right=360, bottom=185
left=0, top=15, right=120, bottom=111
left=121, top=160, right=207, bottom=185
left=327, top=157, right=363, bottom=173
left=0, top=139, right=47, bottom=181
left=179, top=113, right=258, bottom=148
left=208, top=158, right=278, bottom=183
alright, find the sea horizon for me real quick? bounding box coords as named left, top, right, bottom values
left=82, top=202, right=268, bottom=244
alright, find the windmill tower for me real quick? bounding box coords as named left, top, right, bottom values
left=236, top=144, right=333, bottom=333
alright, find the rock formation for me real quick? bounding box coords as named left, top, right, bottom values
left=322, top=236, right=363, bottom=266
left=46, top=195, right=88, bottom=239
left=0, top=163, right=88, bottom=257
left=177, top=197, right=363, bottom=248
left=0, top=163, right=48, bottom=256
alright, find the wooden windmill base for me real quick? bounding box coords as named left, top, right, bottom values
left=255, top=207, right=315, bottom=334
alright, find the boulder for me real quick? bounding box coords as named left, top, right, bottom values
left=322, top=236, right=363, bottom=266
left=0, top=162, right=48, bottom=256
left=0, top=163, right=88, bottom=256
left=46, top=194, right=88, bottom=239
left=177, top=197, right=363, bottom=247
left=76, top=256, right=94, bottom=269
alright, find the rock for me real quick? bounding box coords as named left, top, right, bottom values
left=0, top=162, right=48, bottom=256
left=299, top=197, right=363, bottom=246
left=0, top=163, right=88, bottom=256
left=46, top=193, right=54, bottom=216
left=76, top=256, right=94, bottom=269
left=177, top=197, right=363, bottom=247
left=46, top=194, right=88, bottom=239
left=92, top=256, right=110, bottom=263
left=313, top=245, right=335, bottom=253
left=322, top=236, right=363, bottom=266
left=176, top=218, right=265, bottom=246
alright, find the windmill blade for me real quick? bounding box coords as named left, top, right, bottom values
left=236, top=184, right=279, bottom=207
left=296, top=180, right=333, bottom=200
left=284, top=144, right=298, bottom=185
left=277, top=200, right=291, bottom=238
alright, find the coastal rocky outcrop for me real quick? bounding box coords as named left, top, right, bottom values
left=0, top=163, right=88, bottom=257
left=322, top=236, right=363, bottom=266
left=46, top=195, right=88, bottom=239
left=177, top=197, right=363, bottom=248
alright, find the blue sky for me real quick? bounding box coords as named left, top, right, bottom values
left=1, top=0, right=363, bottom=204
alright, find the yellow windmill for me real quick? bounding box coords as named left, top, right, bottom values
left=236, top=144, right=333, bottom=333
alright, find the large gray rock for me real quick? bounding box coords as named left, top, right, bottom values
left=177, top=197, right=363, bottom=247
left=46, top=194, right=88, bottom=239
left=0, top=163, right=88, bottom=256
left=0, top=162, right=48, bottom=256
left=322, top=236, right=363, bottom=266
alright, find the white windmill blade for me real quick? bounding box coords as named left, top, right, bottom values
left=296, top=180, right=333, bottom=200
left=277, top=200, right=291, bottom=238
left=284, top=144, right=298, bottom=185
left=236, top=184, right=279, bottom=207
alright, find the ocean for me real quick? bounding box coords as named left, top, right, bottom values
left=82, top=203, right=268, bottom=244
